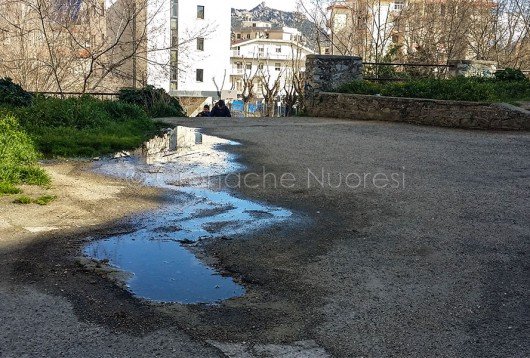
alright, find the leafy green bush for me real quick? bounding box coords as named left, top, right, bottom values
left=1, top=95, right=162, bottom=157
left=118, top=86, right=186, bottom=117
left=495, top=68, right=528, bottom=82
left=0, top=113, right=50, bottom=186
left=0, top=77, right=33, bottom=107
left=336, top=77, right=530, bottom=103
left=12, top=95, right=148, bottom=129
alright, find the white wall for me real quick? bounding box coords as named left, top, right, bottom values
left=147, top=0, right=231, bottom=96
left=146, top=0, right=171, bottom=92
left=176, top=0, right=231, bottom=96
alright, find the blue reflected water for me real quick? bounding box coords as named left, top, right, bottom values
left=84, top=233, right=244, bottom=303
left=84, top=127, right=291, bottom=303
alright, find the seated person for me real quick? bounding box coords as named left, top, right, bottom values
left=196, top=105, right=211, bottom=117
left=210, top=100, right=231, bottom=117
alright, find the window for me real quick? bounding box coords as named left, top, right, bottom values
left=171, top=29, right=178, bottom=47
left=275, top=63, right=281, bottom=71
left=197, top=5, right=204, bottom=19
left=236, top=33, right=241, bottom=39
left=393, top=0, right=404, bottom=10
left=246, top=63, right=252, bottom=70
left=246, top=34, right=251, bottom=39
left=197, top=37, right=204, bottom=51
left=170, top=0, right=178, bottom=18
left=196, top=69, right=203, bottom=82
left=258, top=63, right=264, bottom=70
left=258, top=46, right=264, bottom=54
left=334, top=14, right=347, bottom=30
left=252, top=23, right=256, bottom=27
left=276, top=46, right=281, bottom=53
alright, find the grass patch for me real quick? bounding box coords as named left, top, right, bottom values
left=0, top=113, right=50, bottom=189
left=12, top=194, right=57, bottom=205
left=336, top=77, right=530, bottom=103
left=34, top=194, right=57, bottom=205
left=2, top=96, right=166, bottom=158
left=0, top=182, right=22, bottom=195
left=13, top=195, right=32, bottom=204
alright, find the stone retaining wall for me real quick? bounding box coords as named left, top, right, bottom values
left=306, top=92, right=530, bottom=130
left=305, top=55, right=363, bottom=93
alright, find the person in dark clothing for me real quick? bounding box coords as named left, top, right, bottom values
left=210, top=100, right=231, bottom=117
left=196, top=105, right=211, bottom=117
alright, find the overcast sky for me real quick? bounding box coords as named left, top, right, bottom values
left=231, top=0, right=298, bottom=12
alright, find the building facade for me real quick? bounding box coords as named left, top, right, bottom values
left=325, top=0, right=497, bottom=63
left=230, top=22, right=314, bottom=101
left=147, top=0, right=232, bottom=98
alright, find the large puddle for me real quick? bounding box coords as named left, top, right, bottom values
left=84, top=127, right=291, bottom=303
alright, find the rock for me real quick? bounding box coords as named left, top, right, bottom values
left=113, top=151, right=131, bottom=159
left=178, top=239, right=194, bottom=245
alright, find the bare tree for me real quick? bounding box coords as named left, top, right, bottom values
left=0, top=0, right=216, bottom=93
left=257, top=62, right=283, bottom=117
left=296, top=0, right=530, bottom=69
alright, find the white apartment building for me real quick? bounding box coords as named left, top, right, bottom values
left=147, top=0, right=232, bottom=98
left=231, top=24, right=314, bottom=100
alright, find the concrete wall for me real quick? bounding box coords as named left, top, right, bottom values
left=306, top=92, right=530, bottom=131
left=305, top=55, right=363, bottom=93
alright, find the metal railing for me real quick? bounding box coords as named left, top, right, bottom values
left=362, top=62, right=452, bottom=81
left=231, top=51, right=293, bottom=60
left=30, top=91, right=120, bottom=100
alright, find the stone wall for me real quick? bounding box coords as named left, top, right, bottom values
left=306, top=92, right=530, bottom=130
left=305, top=55, right=363, bottom=93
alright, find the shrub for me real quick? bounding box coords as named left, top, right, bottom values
left=118, top=86, right=186, bottom=117
left=336, top=77, right=530, bottom=103
left=0, top=113, right=50, bottom=185
left=337, top=80, right=382, bottom=95
left=0, top=77, right=33, bottom=107
left=495, top=68, right=528, bottom=82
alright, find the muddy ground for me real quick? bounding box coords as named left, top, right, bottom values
left=1, top=118, right=529, bottom=357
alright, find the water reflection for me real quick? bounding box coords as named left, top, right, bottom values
left=85, top=126, right=291, bottom=303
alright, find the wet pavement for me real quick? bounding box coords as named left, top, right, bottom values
left=85, top=126, right=292, bottom=303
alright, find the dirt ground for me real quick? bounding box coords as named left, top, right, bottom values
left=0, top=161, right=162, bottom=250
left=1, top=118, right=529, bottom=357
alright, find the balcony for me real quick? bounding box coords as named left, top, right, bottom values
left=231, top=68, right=245, bottom=75
left=230, top=50, right=293, bottom=60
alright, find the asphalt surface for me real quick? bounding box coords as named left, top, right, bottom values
left=2, top=117, right=529, bottom=357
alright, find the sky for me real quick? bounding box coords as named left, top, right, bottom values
left=231, top=0, right=298, bottom=12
